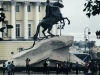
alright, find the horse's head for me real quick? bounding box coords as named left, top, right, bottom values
left=53, top=1, right=64, bottom=8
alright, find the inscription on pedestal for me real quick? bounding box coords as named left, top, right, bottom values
left=50, top=40, right=66, bottom=46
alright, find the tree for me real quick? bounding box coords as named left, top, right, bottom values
left=0, top=8, right=13, bottom=41
left=83, top=0, right=100, bottom=18
left=0, top=8, right=6, bottom=21
left=0, top=8, right=5, bottom=41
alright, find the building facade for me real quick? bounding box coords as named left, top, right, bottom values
left=0, top=0, right=61, bottom=40
left=0, top=0, right=62, bottom=62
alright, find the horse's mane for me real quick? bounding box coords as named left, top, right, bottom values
left=53, top=2, right=64, bottom=8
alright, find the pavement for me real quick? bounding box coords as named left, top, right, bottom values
left=0, top=71, right=85, bottom=75
left=0, top=71, right=99, bottom=75
left=0, top=74, right=85, bottom=75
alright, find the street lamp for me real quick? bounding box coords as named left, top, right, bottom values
left=84, top=27, right=91, bottom=53
left=57, top=24, right=64, bottom=36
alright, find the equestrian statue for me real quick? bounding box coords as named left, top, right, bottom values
left=33, top=0, right=70, bottom=41
left=24, top=0, right=70, bottom=50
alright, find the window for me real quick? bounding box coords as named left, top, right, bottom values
left=16, top=24, right=20, bottom=37
left=2, top=3, right=8, bottom=11
left=16, top=5, right=20, bottom=12
left=28, top=24, right=31, bottom=37
left=27, top=5, right=31, bottom=12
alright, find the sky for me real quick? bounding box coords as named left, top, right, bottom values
left=61, top=0, right=100, bottom=46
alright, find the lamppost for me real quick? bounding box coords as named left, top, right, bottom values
left=84, top=27, right=91, bottom=53
left=85, top=35, right=91, bottom=53
left=57, top=24, right=64, bottom=36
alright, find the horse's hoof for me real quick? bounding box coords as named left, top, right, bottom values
left=68, top=22, right=70, bottom=25
left=45, top=36, right=48, bottom=38
left=51, top=35, right=55, bottom=37
left=56, top=35, right=59, bottom=37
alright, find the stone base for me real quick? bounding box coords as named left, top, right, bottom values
left=0, top=36, right=85, bottom=67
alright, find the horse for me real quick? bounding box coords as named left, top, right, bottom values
left=33, top=1, right=70, bottom=41
left=24, top=1, right=70, bottom=50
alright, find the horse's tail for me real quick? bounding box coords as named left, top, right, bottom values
left=24, top=41, right=35, bottom=50
left=33, top=22, right=41, bottom=40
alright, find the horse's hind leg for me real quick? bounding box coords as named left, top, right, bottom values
left=42, top=28, right=48, bottom=38
left=47, top=26, right=54, bottom=37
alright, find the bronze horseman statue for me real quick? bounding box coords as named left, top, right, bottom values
left=33, top=0, right=70, bottom=41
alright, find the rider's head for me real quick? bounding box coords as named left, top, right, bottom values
left=46, top=0, right=50, bottom=4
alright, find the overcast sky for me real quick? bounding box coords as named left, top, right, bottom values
left=61, top=0, right=100, bottom=46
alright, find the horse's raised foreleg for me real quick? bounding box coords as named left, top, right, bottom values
left=64, top=17, right=70, bottom=25
left=58, top=17, right=70, bottom=29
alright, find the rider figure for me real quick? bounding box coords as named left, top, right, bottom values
left=43, top=0, right=61, bottom=22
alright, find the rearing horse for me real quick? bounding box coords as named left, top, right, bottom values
left=33, top=1, right=70, bottom=41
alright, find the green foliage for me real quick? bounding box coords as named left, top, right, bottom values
left=83, top=0, right=100, bottom=18
left=0, top=8, right=13, bottom=41
left=0, top=8, right=5, bottom=22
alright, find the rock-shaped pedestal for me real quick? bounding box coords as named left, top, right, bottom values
left=1, top=36, right=85, bottom=67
